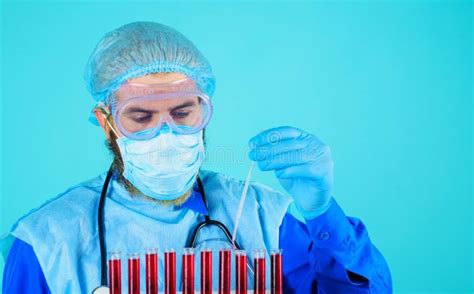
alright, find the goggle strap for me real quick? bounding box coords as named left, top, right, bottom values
left=105, top=119, right=120, bottom=138
left=95, top=103, right=121, bottom=138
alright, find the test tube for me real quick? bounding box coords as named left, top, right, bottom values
left=253, top=249, right=266, bottom=294
left=270, top=249, right=283, bottom=294
left=165, top=249, right=177, bottom=294
left=108, top=252, right=122, bottom=294
left=200, top=248, right=213, bottom=294
left=218, top=248, right=231, bottom=294
left=128, top=253, right=140, bottom=294
left=235, top=250, right=248, bottom=294
left=182, top=248, right=195, bottom=294
left=146, top=248, right=158, bottom=294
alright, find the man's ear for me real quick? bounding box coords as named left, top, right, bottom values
left=94, top=108, right=107, bottom=130
left=93, top=108, right=114, bottom=141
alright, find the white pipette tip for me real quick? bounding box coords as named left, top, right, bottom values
left=231, top=162, right=256, bottom=247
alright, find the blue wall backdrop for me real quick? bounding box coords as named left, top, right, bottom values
left=0, top=1, right=472, bottom=292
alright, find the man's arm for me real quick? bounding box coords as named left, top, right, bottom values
left=2, top=238, right=51, bottom=294
left=279, top=198, right=392, bottom=293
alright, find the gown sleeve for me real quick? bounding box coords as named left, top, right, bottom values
left=279, top=198, right=393, bottom=293
left=2, top=238, right=51, bottom=294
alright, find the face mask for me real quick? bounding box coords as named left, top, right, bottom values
left=115, top=127, right=205, bottom=200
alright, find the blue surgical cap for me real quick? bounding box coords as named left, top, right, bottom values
left=83, top=21, right=216, bottom=106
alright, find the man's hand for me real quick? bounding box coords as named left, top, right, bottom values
left=249, top=126, right=334, bottom=219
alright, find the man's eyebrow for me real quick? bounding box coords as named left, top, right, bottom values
left=124, top=100, right=197, bottom=113
left=125, top=107, right=156, bottom=113
left=169, top=101, right=196, bottom=111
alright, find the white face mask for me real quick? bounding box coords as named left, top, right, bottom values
left=116, top=127, right=204, bottom=200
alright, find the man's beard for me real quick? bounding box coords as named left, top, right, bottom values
left=105, top=130, right=192, bottom=206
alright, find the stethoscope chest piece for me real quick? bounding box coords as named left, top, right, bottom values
left=92, top=286, right=109, bottom=294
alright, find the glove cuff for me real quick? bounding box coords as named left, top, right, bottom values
left=297, top=197, right=333, bottom=220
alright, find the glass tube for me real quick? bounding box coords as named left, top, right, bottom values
left=218, top=248, right=231, bottom=294
left=128, top=253, right=140, bottom=294
left=146, top=248, right=158, bottom=294
left=182, top=248, right=195, bottom=294
left=235, top=250, right=247, bottom=294
left=270, top=249, right=283, bottom=294
left=165, top=249, right=177, bottom=294
left=108, top=251, right=122, bottom=294
left=200, top=248, right=213, bottom=294
left=253, top=249, right=266, bottom=294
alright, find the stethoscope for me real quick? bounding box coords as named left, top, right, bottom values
left=92, top=166, right=242, bottom=293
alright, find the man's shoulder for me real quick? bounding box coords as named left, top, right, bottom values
left=10, top=173, right=106, bottom=235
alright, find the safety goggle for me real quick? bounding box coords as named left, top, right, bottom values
left=99, top=78, right=213, bottom=140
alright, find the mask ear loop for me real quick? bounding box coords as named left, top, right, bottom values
left=95, top=102, right=120, bottom=138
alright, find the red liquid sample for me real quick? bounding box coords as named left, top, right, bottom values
left=182, top=249, right=195, bottom=294
left=200, top=249, right=213, bottom=294
left=109, top=257, right=122, bottom=294
left=270, top=251, right=283, bottom=294
left=128, top=256, right=140, bottom=294
left=165, top=250, right=177, bottom=294
left=254, top=257, right=266, bottom=294
left=235, top=251, right=247, bottom=294
left=146, top=252, right=158, bottom=294
left=218, top=249, right=231, bottom=294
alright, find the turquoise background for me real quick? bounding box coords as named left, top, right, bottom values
left=0, top=0, right=472, bottom=292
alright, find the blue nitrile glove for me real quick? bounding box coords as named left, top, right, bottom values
left=249, top=126, right=334, bottom=219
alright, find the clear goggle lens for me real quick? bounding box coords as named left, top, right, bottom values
left=112, top=92, right=212, bottom=140
left=108, top=78, right=212, bottom=140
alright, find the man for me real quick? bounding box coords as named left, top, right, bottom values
left=1, top=21, right=392, bottom=293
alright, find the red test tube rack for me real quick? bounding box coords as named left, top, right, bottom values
left=107, top=247, right=282, bottom=293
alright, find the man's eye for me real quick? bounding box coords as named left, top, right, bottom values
left=171, top=111, right=190, bottom=119
left=131, top=114, right=152, bottom=123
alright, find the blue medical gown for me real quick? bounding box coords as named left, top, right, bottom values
left=2, top=186, right=392, bottom=293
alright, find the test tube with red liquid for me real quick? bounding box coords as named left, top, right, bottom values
left=165, top=249, right=177, bottom=294
left=270, top=249, right=283, bottom=294
left=218, top=248, right=231, bottom=294
left=235, top=250, right=248, bottom=294
left=253, top=249, right=266, bottom=294
left=128, top=253, right=140, bottom=294
left=108, top=252, right=122, bottom=294
left=182, top=248, right=195, bottom=294
left=146, top=248, right=158, bottom=294
left=200, top=248, right=213, bottom=294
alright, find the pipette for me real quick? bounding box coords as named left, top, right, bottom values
left=231, top=162, right=255, bottom=246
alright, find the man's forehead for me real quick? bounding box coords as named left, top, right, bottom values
left=128, top=72, right=187, bottom=84
left=115, top=72, right=198, bottom=102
